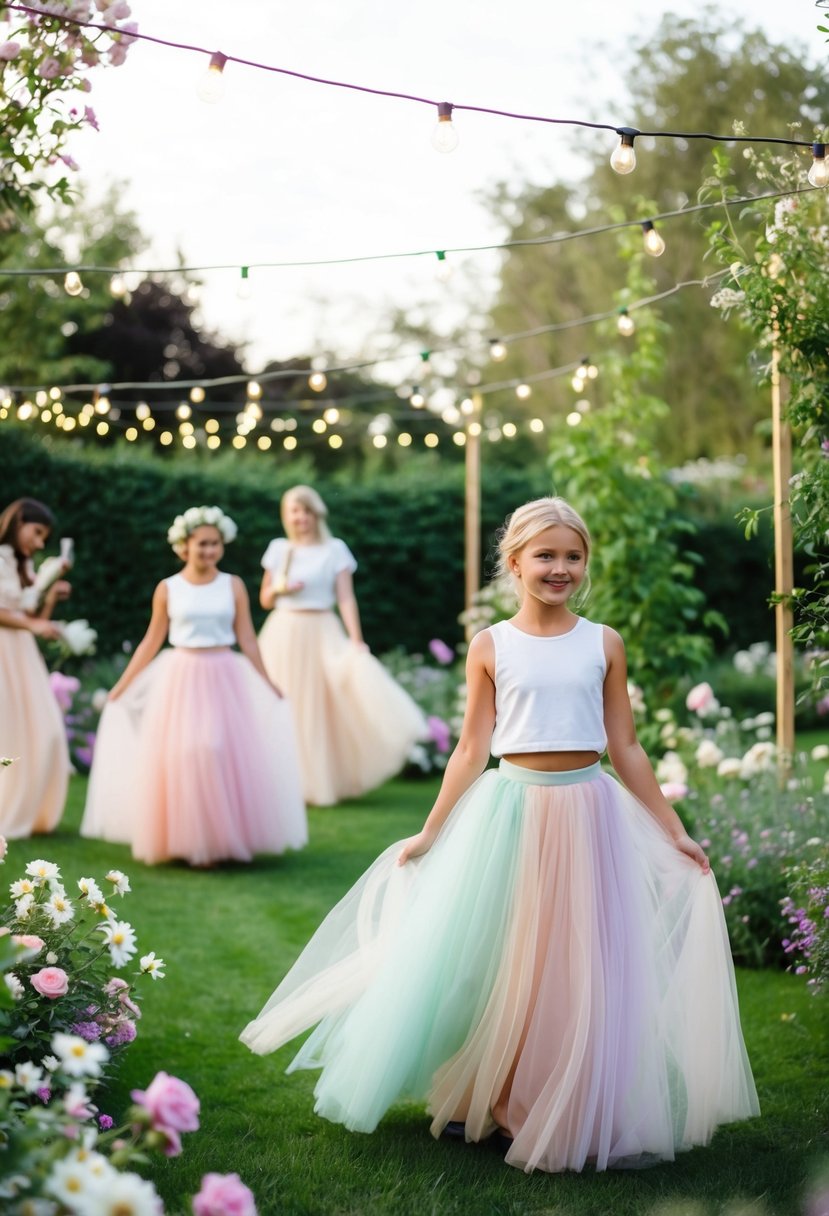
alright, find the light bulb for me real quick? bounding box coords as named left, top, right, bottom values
left=189, top=386, right=205, bottom=404
left=198, top=51, right=227, bottom=103
left=808, top=142, right=829, bottom=188
left=247, top=380, right=262, bottom=399
left=410, top=387, right=425, bottom=408
left=641, top=220, right=665, bottom=257
left=610, top=128, right=638, bottom=175
left=617, top=309, right=635, bottom=337
left=435, top=251, right=452, bottom=282
left=515, top=383, right=532, bottom=400
left=309, top=371, right=327, bottom=392
left=63, top=271, right=83, bottom=297
left=489, top=339, right=507, bottom=362
left=431, top=102, right=459, bottom=153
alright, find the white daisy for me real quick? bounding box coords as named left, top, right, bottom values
left=25, top=860, right=61, bottom=885
left=105, top=870, right=131, bottom=896
left=0, top=1069, right=15, bottom=1089
left=44, top=890, right=74, bottom=927
left=99, top=919, right=137, bottom=967
left=10, top=878, right=35, bottom=898
left=45, top=1150, right=112, bottom=1208
left=15, top=893, right=34, bottom=921
left=83, top=1170, right=162, bottom=1216
left=4, top=972, right=24, bottom=1000
left=15, top=1061, right=45, bottom=1094
left=51, top=1033, right=109, bottom=1079
left=78, top=877, right=105, bottom=906
left=139, top=952, right=166, bottom=981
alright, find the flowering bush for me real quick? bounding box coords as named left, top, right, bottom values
left=381, top=641, right=466, bottom=775
left=781, top=843, right=829, bottom=994
left=0, top=841, right=163, bottom=1073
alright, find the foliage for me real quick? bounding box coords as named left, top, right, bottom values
left=380, top=640, right=466, bottom=775
left=0, top=1, right=137, bottom=216
left=703, top=137, right=829, bottom=695
left=781, top=844, right=829, bottom=993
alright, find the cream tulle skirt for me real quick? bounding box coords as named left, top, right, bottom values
left=81, top=648, right=307, bottom=865
left=258, top=610, right=427, bottom=806
left=0, top=629, right=69, bottom=837
left=240, top=760, right=759, bottom=1173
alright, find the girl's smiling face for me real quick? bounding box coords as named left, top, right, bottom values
left=184, top=525, right=224, bottom=568
left=510, top=525, right=586, bottom=606
left=283, top=497, right=318, bottom=541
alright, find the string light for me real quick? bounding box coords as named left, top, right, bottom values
left=247, top=380, right=262, bottom=399
left=431, top=102, right=458, bottom=153
left=189, top=386, right=205, bottom=404
left=808, top=142, right=829, bottom=189
left=410, top=387, right=425, bottom=408
left=641, top=220, right=666, bottom=257
left=435, top=251, right=452, bottom=282
left=529, top=418, right=544, bottom=433
left=489, top=339, right=507, bottom=362
left=237, top=266, right=251, bottom=300
left=63, top=271, right=83, bottom=297
left=610, top=127, right=638, bottom=175
left=197, top=51, right=227, bottom=103
left=566, top=411, right=583, bottom=426
left=308, top=371, right=328, bottom=392
left=515, top=383, right=532, bottom=400
left=617, top=307, right=635, bottom=336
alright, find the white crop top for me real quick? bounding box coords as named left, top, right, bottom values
left=489, top=617, right=607, bottom=757
left=165, top=572, right=236, bottom=648
left=261, top=538, right=357, bottom=612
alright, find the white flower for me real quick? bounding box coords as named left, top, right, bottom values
left=696, top=739, right=724, bottom=768
left=45, top=1150, right=113, bottom=1208
left=654, top=708, right=674, bottom=723
left=717, top=757, right=744, bottom=779
left=656, top=751, right=688, bottom=785
left=685, top=682, right=719, bottom=717
left=64, top=1081, right=96, bottom=1120
left=44, top=889, right=74, bottom=926
left=4, top=972, right=24, bottom=1000
left=626, top=681, right=646, bottom=715
left=46, top=951, right=59, bottom=965
left=740, top=741, right=777, bottom=779
left=25, top=859, right=61, bottom=885
left=99, top=919, right=137, bottom=967
left=754, top=711, right=775, bottom=727
left=0, top=1069, right=14, bottom=1089
left=166, top=504, right=237, bottom=550
left=10, top=877, right=35, bottom=898
left=811, top=744, right=829, bottom=761
left=78, top=877, right=105, bottom=906
left=51, top=1033, right=109, bottom=1078
left=139, top=951, right=166, bottom=980
left=60, top=619, right=98, bottom=657
left=710, top=287, right=745, bottom=311
left=15, top=893, right=35, bottom=921
left=823, top=769, right=829, bottom=794
left=105, top=869, right=131, bottom=896
left=15, top=1061, right=45, bottom=1094
left=42, top=1055, right=60, bottom=1072
left=83, top=1170, right=162, bottom=1216
left=91, top=688, right=108, bottom=712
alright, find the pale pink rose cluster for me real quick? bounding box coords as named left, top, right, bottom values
left=193, top=1173, right=259, bottom=1216
left=685, top=681, right=720, bottom=718
left=31, top=965, right=69, bottom=999
left=131, top=1070, right=200, bottom=1157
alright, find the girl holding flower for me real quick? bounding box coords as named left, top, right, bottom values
left=81, top=507, right=307, bottom=866
left=257, top=485, right=426, bottom=805
left=0, top=498, right=71, bottom=837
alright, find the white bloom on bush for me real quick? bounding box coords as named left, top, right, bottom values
left=105, top=869, right=131, bottom=896
left=717, top=757, right=744, bottom=779
left=685, top=682, right=720, bottom=717
left=15, top=1060, right=45, bottom=1094
left=91, top=687, right=109, bottom=712
left=64, top=1082, right=96, bottom=1121
left=139, top=952, right=166, bottom=980
left=811, top=744, right=829, bottom=761
left=656, top=751, right=688, bottom=785
left=754, top=711, right=775, bottom=728
left=83, top=1169, right=162, bottom=1216
left=0, top=1069, right=13, bottom=1089
left=654, top=708, right=674, bottom=723
left=823, top=770, right=829, bottom=794
left=25, top=859, right=61, bottom=885
left=52, top=1033, right=109, bottom=1078
left=696, top=739, right=725, bottom=768
left=60, top=618, right=98, bottom=657
left=15, top=893, right=35, bottom=921
left=626, top=681, right=646, bottom=714
left=10, top=877, right=35, bottom=898
left=45, top=888, right=74, bottom=926
left=43, top=1054, right=59, bottom=1072
left=4, top=972, right=24, bottom=1001
left=46, top=1149, right=112, bottom=1208
left=78, top=877, right=105, bottom=907
left=660, top=781, right=688, bottom=803
left=99, top=919, right=137, bottom=967
left=740, top=741, right=777, bottom=779
left=709, top=287, right=746, bottom=311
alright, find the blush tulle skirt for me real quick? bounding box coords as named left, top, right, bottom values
left=258, top=610, right=427, bottom=806
left=81, top=648, right=307, bottom=865
left=0, top=629, right=68, bottom=837
left=240, top=760, right=758, bottom=1173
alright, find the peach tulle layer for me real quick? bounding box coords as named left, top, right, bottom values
left=81, top=648, right=307, bottom=865
left=258, top=610, right=427, bottom=806
left=0, top=629, right=68, bottom=837
left=240, top=763, right=759, bottom=1173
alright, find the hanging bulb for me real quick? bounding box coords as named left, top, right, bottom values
left=515, top=383, right=532, bottom=400
left=808, top=142, right=829, bottom=188
left=237, top=266, right=251, bottom=300
left=198, top=51, right=227, bottom=103
left=617, top=308, right=635, bottom=337
left=610, top=127, right=638, bottom=175
left=308, top=371, right=328, bottom=392
left=435, top=251, right=452, bottom=282
left=641, top=220, right=666, bottom=257
left=247, top=380, right=262, bottom=399
left=431, top=102, right=459, bottom=153
left=489, top=338, right=507, bottom=362
left=63, top=271, right=83, bottom=297
left=410, top=387, right=425, bottom=408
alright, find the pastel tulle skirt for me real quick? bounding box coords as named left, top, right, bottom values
left=0, top=629, right=69, bottom=837
left=81, top=648, right=307, bottom=865
left=258, top=610, right=427, bottom=806
left=240, top=760, right=759, bottom=1173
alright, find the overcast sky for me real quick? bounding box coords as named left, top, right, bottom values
left=66, top=0, right=826, bottom=372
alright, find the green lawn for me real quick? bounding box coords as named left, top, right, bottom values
left=20, top=774, right=829, bottom=1216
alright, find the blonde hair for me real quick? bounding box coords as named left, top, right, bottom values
left=495, top=497, right=591, bottom=601
left=280, top=485, right=332, bottom=541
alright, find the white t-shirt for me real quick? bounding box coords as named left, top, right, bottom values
left=165, top=572, right=237, bottom=648
left=261, top=538, right=357, bottom=611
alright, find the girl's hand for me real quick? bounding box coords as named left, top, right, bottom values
left=674, top=832, right=710, bottom=873
left=397, top=829, right=436, bottom=866
left=29, top=618, right=62, bottom=641
left=276, top=580, right=304, bottom=596
left=46, top=579, right=71, bottom=604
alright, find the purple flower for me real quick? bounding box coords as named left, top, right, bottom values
left=72, top=1021, right=103, bottom=1042
left=98, top=1113, right=114, bottom=1130
left=49, top=671, right=80, bottom=713
left=105, top=1018, right=137, bottom=1047
left=428, top=638, right=454, bottom=665
left=427, top=715, right=452, bottom=754
left=36, top=1087, right=51, bottom=1104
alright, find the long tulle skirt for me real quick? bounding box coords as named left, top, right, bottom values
left=81, top=649, right=307, bottom=865
left=0, top=629, right=69, bottom=837
left=258, top=610, right=427, bottom=806
left=240, top=760, right=759, bottom=1173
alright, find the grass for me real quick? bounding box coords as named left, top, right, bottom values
left=18, top=774, right=829, bottom=1216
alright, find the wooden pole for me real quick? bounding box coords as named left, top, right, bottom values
left=771, top=331, right=795, bottom=777
left=464, top=394, right=482, bottom=642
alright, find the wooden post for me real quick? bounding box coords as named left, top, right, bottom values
left=771, top=333, right=795, bottom=778
left=464, top=394, right=482, bottom=642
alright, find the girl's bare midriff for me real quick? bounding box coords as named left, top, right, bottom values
left=503, top=750, right=600, bottom=772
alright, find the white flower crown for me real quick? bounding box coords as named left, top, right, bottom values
left=167, top=506, right=238, bottom=552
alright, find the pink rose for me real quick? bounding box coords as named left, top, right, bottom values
left=30, top=967, right=69, bottom=999
left=13, top=934, right=45, bottom=954
left=193, top=1173, right=258, bottom=1216
left=38, top=56, right=62, bottom=79
left=131, top=1071, right=200, bottom=1137
left=685, top=682, right=715, bottom=715
left=660, top=781, right=688, bottom=803
left=0, top=41, right=21, bottom=60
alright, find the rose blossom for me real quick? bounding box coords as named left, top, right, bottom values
left=0, top=41, right=20, bottom=60
left=131, top=1071, right=200, bottom=1138
left=13, top=934, right=45, bottom=953
left=685, top=681, right=718, bottom=716
left=660, top=781, right=689, bottom=803
left=38, top=56, right=63, bottom=79
left=30, top=966, right=69, bottom=999
left=193, top=1173, right=258, bottom=1216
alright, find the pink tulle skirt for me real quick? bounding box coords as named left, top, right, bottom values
left=82, top=648, right=307, bottom=865
left=0, top=628, right=68, bottom=837
left=258, top=610, right=427, bottom=806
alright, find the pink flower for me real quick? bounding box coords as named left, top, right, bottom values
left=104, top=976, right=141, bottom=1017
left=13, top=934, right=45, bottom=954
left=38, top=56, right=63, bottom=79
left=428, top=638, right=454, bottom=665
left=0, top=40, right=21, bottom=60
left=30, top=966, right=69, bottom=999
left=49, top=671, right=80, bottom=712
left=660, top=781, right=688, bottom=803
left=427, top=715, right=451, bottom=753
left=685, top=681, right=716, bottom=715
left=108, top=43, right=127, bottom=65
left=193, top=1173, right=258, bottom=1216
left=84, top=104, right=99, bottom=130
left=131, top=1071, right=200, bottom=1139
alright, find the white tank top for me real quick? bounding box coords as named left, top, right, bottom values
left=489, top=617, right=607, bottom=757
left=260, top=538, right=357, bottom=612
left=165, top=572, right=236, bottom=648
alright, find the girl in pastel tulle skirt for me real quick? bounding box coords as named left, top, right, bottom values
left=240, top=497, right=759, bottom=1173
left=257, top=485, right=426, bottom=806
left=81, top=506, right=307, bottom=866
left=0, top=498, right=72, bottom=837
